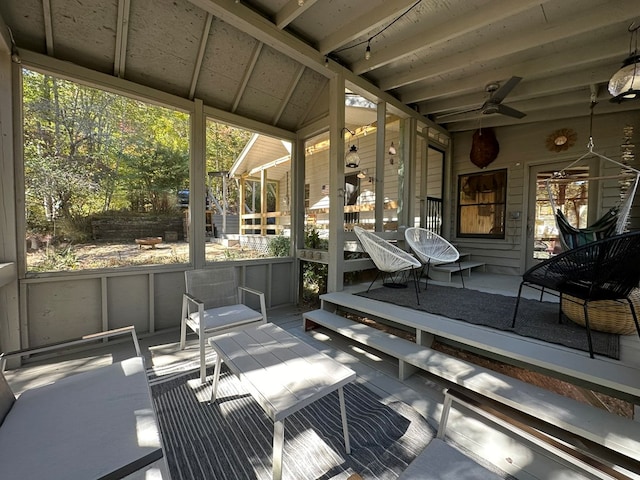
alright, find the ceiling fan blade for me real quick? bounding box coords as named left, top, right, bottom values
left=489, top=76, right=522, bottom=104
left=493, top=103, right=526, bottom=119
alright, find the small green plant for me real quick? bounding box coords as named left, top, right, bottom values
left=267, top=235, right=290, bottom=257
left=32, top=245, right=79, bottom=272
left=301, top=227, right=328, bottom=305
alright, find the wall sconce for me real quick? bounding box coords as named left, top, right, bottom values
left=341, top=127, right=360, bottom=168
left=356, top=170, right=367, bottom=179
left=609, top=23, right=640, bottom=103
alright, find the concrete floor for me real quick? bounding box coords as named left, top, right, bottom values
left=2, top=272, right=618, bottom=479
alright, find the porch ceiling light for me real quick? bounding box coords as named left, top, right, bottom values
left=345, top=145, right=361, bottom=168
left=609, top=23, right=640, bottom=103
left=341, top=127, right=360, bottom=168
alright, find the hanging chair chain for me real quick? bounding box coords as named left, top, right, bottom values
left=587, top=98, right=597, bottom=151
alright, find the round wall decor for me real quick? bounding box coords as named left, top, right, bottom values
left=546, top=128, right=577, bottom=152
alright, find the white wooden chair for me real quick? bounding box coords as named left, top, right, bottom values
left=353, top=226, right=421, bottom=303
left=179, top=267, right=267, bottom=383
left=404, top=227, right=464, bottom=290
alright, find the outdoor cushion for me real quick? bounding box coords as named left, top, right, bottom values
left=0, top=372, right=15, bottom=427
left=398, top=438, right=503, bottom=480
left=188, top=304, right=264, bottom=333
left=0, top=356, right=162, bottom=480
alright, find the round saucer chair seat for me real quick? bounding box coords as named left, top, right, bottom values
left=404, top=227, right=460, bottom=266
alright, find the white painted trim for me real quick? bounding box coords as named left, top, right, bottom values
left=192, top=99, right=206, bottom=269
left=203, top=104, right=295, bottom=140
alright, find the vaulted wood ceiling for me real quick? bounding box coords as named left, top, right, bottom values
left=1, top=0, right=639, bottom=133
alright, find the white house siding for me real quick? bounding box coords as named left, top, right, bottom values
left=304, top=128, right=403, bottom=232
left=450, top=111, right=640, bottom=275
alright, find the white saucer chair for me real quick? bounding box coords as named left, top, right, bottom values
left=354, top=226, right=421, bottom=304
left=180, top=267, right=267, bottom=383
left=404, top=227, right=464, bottom=290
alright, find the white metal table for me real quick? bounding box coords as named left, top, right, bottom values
left=209, top=323, right=356, bottom=480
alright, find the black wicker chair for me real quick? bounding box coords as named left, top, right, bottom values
left=511, top=231, right=640, bottom=358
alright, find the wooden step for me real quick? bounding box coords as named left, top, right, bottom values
left=303, top=306, right=640, bottom=470
left=429, top=260, right=486, bottom=282
left=316, top=291, right=640, bottom=403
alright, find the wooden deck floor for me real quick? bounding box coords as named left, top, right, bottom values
left=4, top=272, right=639, bottom=479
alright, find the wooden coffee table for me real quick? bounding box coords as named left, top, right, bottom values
left=209, top=323, right=356, bottom=480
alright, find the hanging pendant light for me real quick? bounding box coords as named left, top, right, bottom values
left=342, top=127, right=360, bottom=168
left=345, top=145, right=360, bottom=168
left=609, top=23, right=640, bottom=103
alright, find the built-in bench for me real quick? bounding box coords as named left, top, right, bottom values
left=303, top=304, right=640, bottom=478
left=0, top=326, right=169, bottom=480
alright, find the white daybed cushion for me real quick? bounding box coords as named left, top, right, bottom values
left=0, top=372, right=15, bottom=426
left=398, top=439, right=503, bottom=480
left=0, top=356, right=163, bottom=480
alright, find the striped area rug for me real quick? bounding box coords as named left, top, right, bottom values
left=150, top=365, right=435, bottom=480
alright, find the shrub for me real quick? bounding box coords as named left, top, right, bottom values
left=267, top=235, right=290, bottom=257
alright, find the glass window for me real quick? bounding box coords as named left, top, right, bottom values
left=457, top=169, right=507, bottom=238
left=23, top=69, right=190, bottom=272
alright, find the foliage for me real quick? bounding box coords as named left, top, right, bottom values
left=301, top=227, right=328, bottom=303
left=267, top=235, right=290, bottom=257
left=31, top=245, right=79, bottom=272
left=21, top=69, right=255, bottom=272
left=206, top=121, right=252, bottom=214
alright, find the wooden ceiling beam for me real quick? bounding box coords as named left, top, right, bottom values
left=401, top=39, right=626, bottom=106
left=317, top=0, right=415, bottom=55
left=114, top=0, right=131, bottom=78
left=379, top=0, right=638, bottom=91
left=436, top=89, right=600, bottom=125
left=273, top=64, right=305, bottom=125
left=423, top=64, right=620, bottom=118
left=186, top=0, right=327, bottom=76
left=275, top=0, right=316, bottom=30
left=232, top=41, right=262, bottom=113
left=351, top=0, right=548, bottom=76
left=42, top=0, right=54, bottom=56
left=445, top=100, right=639, bottom=133
left=0, top=12, right=11, bottom=54
left=189, top=12, right=213, bottom=99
